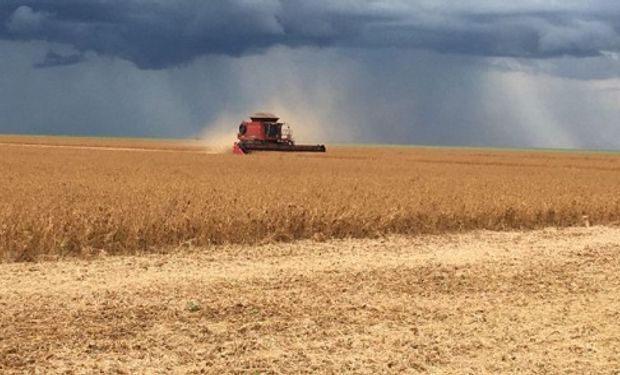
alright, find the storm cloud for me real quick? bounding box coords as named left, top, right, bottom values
left=2, top=1, right=620, bottom=69
left=1, top=1, right=620, bottom=150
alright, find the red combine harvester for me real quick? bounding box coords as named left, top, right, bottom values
left=233, top=112, right=326, bottom=155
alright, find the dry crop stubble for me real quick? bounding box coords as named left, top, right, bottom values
left=1, top=137, right=620, bottom=261
left=1, top=227, right=619, bottom=373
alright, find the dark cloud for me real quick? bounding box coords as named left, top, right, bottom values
left=33, top=50, right=84, bottom=68
left=1, top=3, right=620, bottom=151
left=1, top=1, right=620, bottom=69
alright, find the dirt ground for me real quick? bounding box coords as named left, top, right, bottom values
left=1, top=227, right=619, bottom=374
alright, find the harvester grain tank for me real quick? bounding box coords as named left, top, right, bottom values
left=233, top=112, right=326, bottom=154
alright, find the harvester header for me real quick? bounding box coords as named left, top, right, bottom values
left=233, top=112, right=326, bottom=155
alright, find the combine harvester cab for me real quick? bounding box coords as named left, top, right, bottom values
left=233, top=112, right=326, bottom=155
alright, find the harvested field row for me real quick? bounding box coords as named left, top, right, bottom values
left=1, top=227, right=619, bottom=373
left=0, top=135, right=205, bottom=151
left=1, top=138, right=620, bottom=262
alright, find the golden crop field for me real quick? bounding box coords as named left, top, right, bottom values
left=1, top=136, right=619, bottom=262
left=2, top=136, right=620, bottom=373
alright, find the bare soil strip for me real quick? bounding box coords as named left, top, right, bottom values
left=1, top=226, right=619, bottom=374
